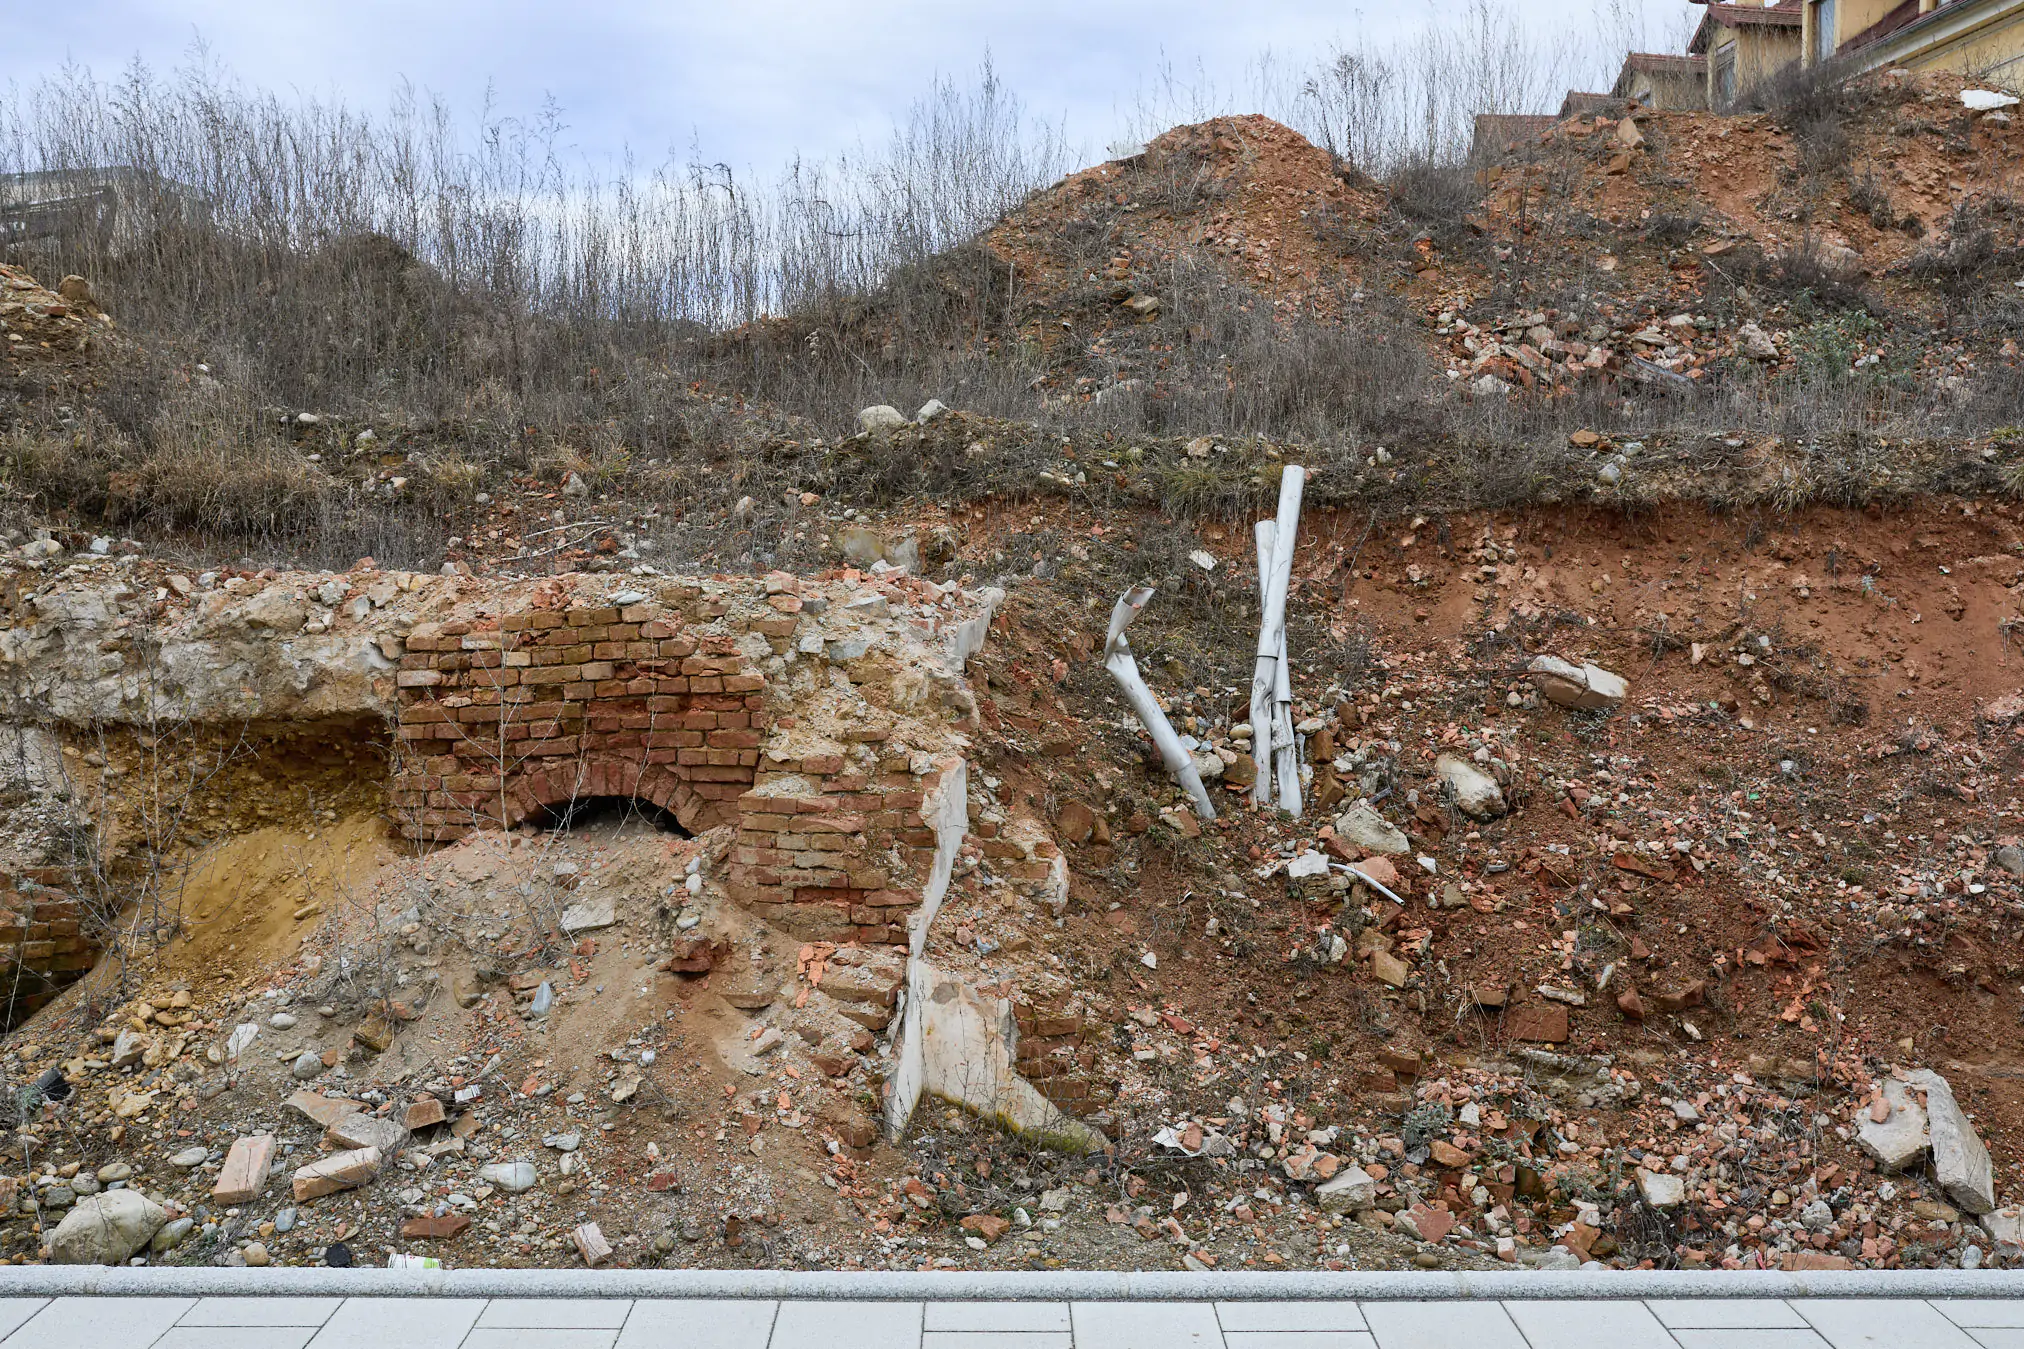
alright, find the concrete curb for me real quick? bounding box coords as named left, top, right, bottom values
left=0, top=1267, right=2020, bottom=1300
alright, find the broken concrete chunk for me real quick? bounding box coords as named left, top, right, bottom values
left=1316, top=1165, right=1378, bottom=1213
left=1285, top=851, right=1329, bottom=880
left=291, top=1145, right=383, bottom=1200
left=325, top=1113, right=409, bottom=1154
left=212, top=1134, right=278, bottom=1205
left=1963, top=89, right=2022, bottom=112
left=1332, top=801, right=1409, bottom=855
left=1904, top=1069, right=1995, bottom=1215
left=480, top=1161, right=538, bottom=1193
left=559, top=897, right=616, bottom=934
left=1527, top=654, right=1628, bottom=710
left=1637, top=1169, right=1685, bottom=1208
left=110, top=1028, right=146, bottom=1068
left=1434, top=753, right=1507, bottom=820
left=1987, top=1207, right=2024, bottom=1249
left=1857, top=1076, right=1929, bottom=1173
left=1736, top=321, right=1780, bottom=360
left=285, top=1091, right=359, bottom=1128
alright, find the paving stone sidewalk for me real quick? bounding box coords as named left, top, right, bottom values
left=2, top=1294, right=2023, bottom=1349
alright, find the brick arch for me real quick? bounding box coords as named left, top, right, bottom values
left=390, top=602, right=765, bottom=844
left=497, top=759, right=724, bottom=835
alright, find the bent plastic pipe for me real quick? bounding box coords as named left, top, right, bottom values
left=1104, top=585, right=1215, bottom=820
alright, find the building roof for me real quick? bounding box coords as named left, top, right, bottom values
left=1559, top=90, right=1630, bottom=118
left=1468, top=113, right=1559, bottom=160
left=1841, top=0, right=1922, bottom=51
left=1689, top=2, right=1804, bottom=54
left=1611, top=52, right=1709, bottom=99
left=1621, top=51, right=1710, bottom=75
left=1835, top=0, right=2024, bottom=75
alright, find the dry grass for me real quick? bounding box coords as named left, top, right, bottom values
left=2, top=49, right=2020, bottom=573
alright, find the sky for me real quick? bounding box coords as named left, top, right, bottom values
left=7, top=0, right=1697, bottom=177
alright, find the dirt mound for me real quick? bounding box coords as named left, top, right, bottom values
left=1415, top=70, right=2024, bottom=394
left=0, top=264, right=113, bottom=367
left=985, top=114, right=1383, bottom=333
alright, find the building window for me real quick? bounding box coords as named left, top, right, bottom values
left=1714, top=40, right=1738, bottom=106
left=1814, top=0, right=1838, bottom=63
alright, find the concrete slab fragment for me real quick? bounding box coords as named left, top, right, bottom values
left=1905, top=1070, right=1996, bottom=1215
left=1857, top=1078, right=1929, bottom=1173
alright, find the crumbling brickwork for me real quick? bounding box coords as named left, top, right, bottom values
left=1011, top=996, right=1117, bottom=1122
left=0, top=868, right=95, bottom=1025
left=390, top=596, right=767, bottom=842
left=727, top=753, right=960, bottom=946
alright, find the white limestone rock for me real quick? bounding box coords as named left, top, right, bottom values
left=1435, top=753, right=1507, bottom=820
left=1528, top=655, right=1628, bottom=710
left=1333, top=801, right=1410, bottom=855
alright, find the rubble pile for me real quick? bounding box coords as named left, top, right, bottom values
left=0, top=74, right=2022, bottom=1279
left=0, top=265, right=112, bottom=365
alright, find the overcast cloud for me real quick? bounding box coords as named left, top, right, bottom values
left=8, top=1, right=1696, bottom=176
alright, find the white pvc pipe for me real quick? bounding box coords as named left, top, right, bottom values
left=1252, top=521, right=1298, bottom=816
left=1249, top=466, right=1304, bottom=811
left=1103, top=586, right=1216, bottom=819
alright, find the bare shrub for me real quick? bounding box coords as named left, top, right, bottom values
left=1723, top=235, right=1874, bottom=316
left=1386, top=158, right=1484, bottom=241
left=1907, top=197, right=2024, bottom=290
left=0, top=57, right=1065, bottom=427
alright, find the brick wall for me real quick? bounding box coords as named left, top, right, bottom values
left=726, top=753, right=960, bottom=946
left=390, top=591, right=957, bottom=952
left=0, top=868, right=96, bottom=1026
left=390, top=598, right=767, bottom=842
